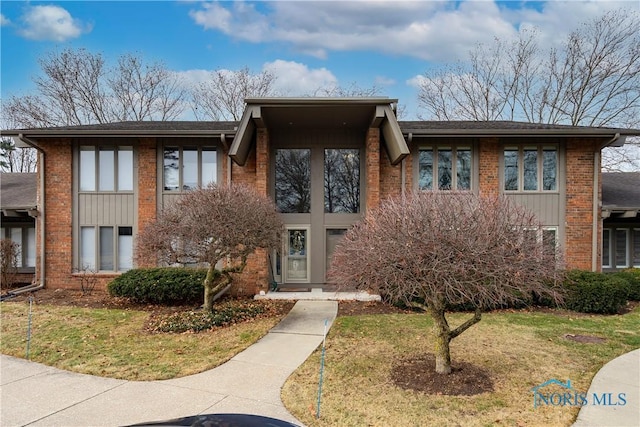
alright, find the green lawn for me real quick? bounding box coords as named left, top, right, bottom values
left=282, top=306, right=640, bottom=427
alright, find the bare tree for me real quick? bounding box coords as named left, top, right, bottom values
left=191, top=67, right=276, bottom=121
left=0, top=239, right=20, bottom=289
left=2, top=48, right=187, bottom=128
left=135, top=184, right=283, bottom=311
left=329, top=191, right=563, bottom=375
left=417, top=10, right=640, bottom=170
left=0, top=138, right=37, bottom=173
left=108, top=53, right=186, bottom=121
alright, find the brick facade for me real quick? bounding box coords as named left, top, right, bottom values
left=478, top=137, right=500, bottom=197
left=40, top=139, right=75, bottom=289
left=32, top=120, right=608, bottom=293
left=365, top=128, right=381, bottom=210
left=565, top=138, right=599, bottom=271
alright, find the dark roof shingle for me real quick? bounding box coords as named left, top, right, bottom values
left=1, top=173, right=37, bottom=210
left=602, top=172, right=640, bottom=209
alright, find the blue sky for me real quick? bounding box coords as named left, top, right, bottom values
left=1, top=0, right=638, bottom=120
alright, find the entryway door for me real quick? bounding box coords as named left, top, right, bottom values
left=272, top=143, right=363, bottom=287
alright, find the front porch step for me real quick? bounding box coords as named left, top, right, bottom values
left=254, top=289, right=381, bottom=302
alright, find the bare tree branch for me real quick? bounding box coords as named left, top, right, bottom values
left=329, top=191, right=564, bottom=374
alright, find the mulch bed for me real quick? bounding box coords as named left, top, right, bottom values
left=391, top=354, right=494, bottom=396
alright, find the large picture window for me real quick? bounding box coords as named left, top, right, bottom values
left=504, top=146, right=557, bottom=192
left=275, top=149, right=311, bottom=213
left=80, top=225, right=133, bottom=272
left=324, top=149, right=360, bottom=213
left=419, top=146, right=472, bottom=190
left=163, top=146, right=217, bottom=191
left=80, top=146, right=133, bottom=192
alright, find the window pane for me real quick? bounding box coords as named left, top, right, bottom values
left=275, top=149, right=311, bottom=213
left=99, top=227, right=114, bottom=271
left=80, top=147, right=96, bottom=191
left=542, top=229, right=556, bottom=258
left=80, top=227, right=96, bottom=271
left=523, top=149, right=538, bottom=191
left=287, top=229, right=308, bottom=280
left=10, top=228, right=22, bottom=267
left=542, top=149, right=557, bottom=191
left=615, top=229, right=629, bottom=268
left=326, top=229, right=347, bottom=273
left=118, top=147, right=133, bottom=191
left=504, top=149, right=518, bottom=191
left=183, top=147, right=198, bottom=190
left=118, top=227, right=133, bottom=271
left=99, top=148, right=115, bottom=191
left=438, top=149, right=452, bottom=190
left=602, top=229, right=611, bottom=268
left=324, top=149, right=360, bottom=213
left=633, top=229, right=640, bottom=267
left=202, top=147, right=217, bottom=187
left=163, top=148, right=179, bottom=191
left=456, top=149, right=471, bottom=190
left=419, top=149, right=433, bottom=190
left=26, top=227, right=36, bottom=267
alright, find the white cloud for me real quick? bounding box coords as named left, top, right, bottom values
left=19, top=5, right=90, bottom=42
left=1, top=14, right=10, bottom=26
left=263, top=60, right=338, bottom=95
left=375, top=76, right=396, bottom=86
left=188, top=1, right=637, bottom=63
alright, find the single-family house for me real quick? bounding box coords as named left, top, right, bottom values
left=2, top=97, right=640, bottom=294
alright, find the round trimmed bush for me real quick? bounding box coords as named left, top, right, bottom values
left=107, top=267, right=210, bottom=305
left=563, top=270, right=628, bottom=314
left=613, top=269, right=640, bottom=301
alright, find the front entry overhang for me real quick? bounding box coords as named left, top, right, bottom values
left=229, top=97, right=409, bottom=166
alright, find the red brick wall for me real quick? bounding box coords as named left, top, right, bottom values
left=565, top=138, right=598, bottom=270
left=366, top=128, right=381, bottom=210
left=230, top=129, right=270, bottom=295
left=478, top=137, right=500, bottom=197
left=42, top=139, right=75, bottom=289
left=136, top=137, right=157, bottom=268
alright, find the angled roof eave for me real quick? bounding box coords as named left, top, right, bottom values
left=229, top=105, right=261, bottom=166
left=380, top=105, right=409, bottom=165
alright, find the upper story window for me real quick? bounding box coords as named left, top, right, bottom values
left=80, top=146, right=133, bottom=192
left=163, top=146, right=217, bottom=191
left=419, top=146, right=472, bottom=190
left=504, top=146, right=557, bottom=192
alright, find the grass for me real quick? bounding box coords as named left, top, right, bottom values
left=0, top=300, right=287, bottom=380
left=281, top=306, right=640, bottom=427
left=2, top=299, right=638, bottom=426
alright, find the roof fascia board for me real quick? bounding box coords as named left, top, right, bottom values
left=381, top=105, right=410, bottom=165
left=229, top=105, right=259, bottom=166
left=4, top=129, right=233, bottom=138
left=401, top=129, right=639, bottom=138
left=244, top=97, right=398, bottom=106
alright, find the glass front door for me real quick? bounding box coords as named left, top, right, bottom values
left=273, top=143, right=362, bottom=285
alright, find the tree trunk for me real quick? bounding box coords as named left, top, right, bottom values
left=430, top=307, right=453, bottom=374
left=203, top=266, right=217, bottom=311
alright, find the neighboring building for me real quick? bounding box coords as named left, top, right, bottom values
left=602, top=172, right=640, bottom=271
left=0, top=173, right=37, bottom=285
left=3, top=98, right=640, bottom=294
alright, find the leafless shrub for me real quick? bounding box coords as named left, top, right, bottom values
left=136, top=184, right=283, bottom=311
left=329, top=191, right=564, bottom=374
left=0, top=239, right=20, bottom=289
left=73, top=265, right=98, bottom=296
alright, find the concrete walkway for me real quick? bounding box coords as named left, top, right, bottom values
left=572, top=348, right=639, bottom=427
left=0, top=300, right=338, bottom=427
